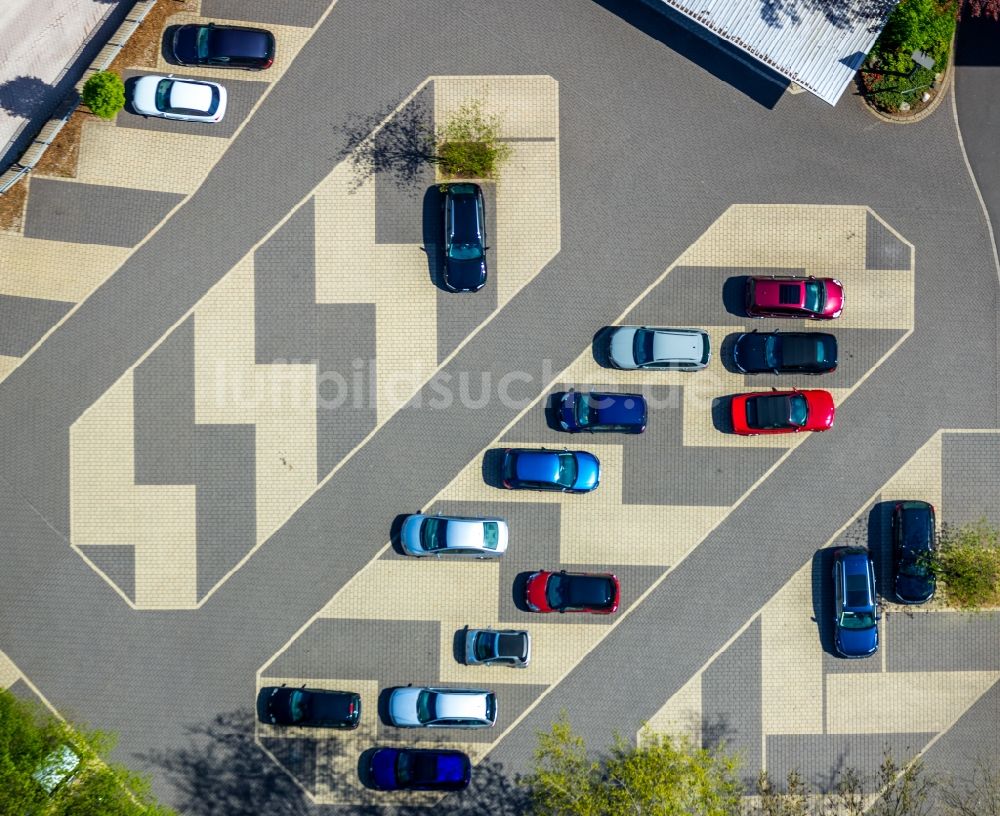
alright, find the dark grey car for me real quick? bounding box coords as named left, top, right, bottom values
left=441, top=183, right=488, bottom=292
left=464, top=629, right=530, bottom=667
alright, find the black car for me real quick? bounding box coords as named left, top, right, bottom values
left=732, top=330, right=837, bottom=374
left=892, top=501, right=937, bottom=604
left=441, top=183, right=487, bottom=292
left=262, top=685, right=361, bottom=729
left=171, top=23, right=276, bottom=70
left=558, top=391, right=647, bottom=434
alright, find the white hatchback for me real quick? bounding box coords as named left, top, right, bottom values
left=400, top=514, right=509, bottom=558
left=131, top=75, right=227, bottom=123
left=608, top=326, right=711, bottom=370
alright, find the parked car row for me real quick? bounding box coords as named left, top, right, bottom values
left=130, top=23, right=274, bottom=123
left=832, top=500, right=937, bottom=658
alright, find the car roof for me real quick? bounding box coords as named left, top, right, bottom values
left=432, top=689, right=490, bottom=720
left=209, top=26, right=273, bottom=58
left=647, top=328, right=705, bottom=363
left=168, top=80, right=214, bottom=112
left=564, top=573, right=616, bottom=607
left=588, top=392, right=646, bottom=425
left=443, top=518, right=501, bottom=550
left=496, top=631, right=529, bottom=658
left=514, top=450, right=561, bottom=481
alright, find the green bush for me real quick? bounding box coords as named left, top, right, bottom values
left=861, top=0, right=956, bottom=112
left=81, top=71, right=126, bottom=120
left=435, top=100, right=511, bottom=179
left=935, top=519, right=1000, bottom=609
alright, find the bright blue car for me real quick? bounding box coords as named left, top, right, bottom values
left=832, top=547, right=880, bottom=658
left=368, top=747, right=471, bottom=791
left=558, top=391, right=647, bottom=434
left=501, top=448, right=600, bottom=493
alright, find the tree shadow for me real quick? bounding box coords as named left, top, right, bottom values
left=338, top=90, right=436, bottom=192
left=759, top=0, right=896, bottom=31
left=422, top=756, right=531, bottom=815
left=0, top=76, right=58, bottom=120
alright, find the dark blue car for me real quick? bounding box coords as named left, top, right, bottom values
left=732, top=331, right=837, bottom=374
left=832, top=548, right=880, bottom=658
left=558, top=391, right=647, bottom=434
left=501, top=448, right=600, bottom=493
left=441, top=183, right=488, bottom=292
left=892, top=501, right=936, bottom=604
left=368, top=747, right=471, bottom=791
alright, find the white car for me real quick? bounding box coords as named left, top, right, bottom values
left=388, top=687, right=497, bottom=728
left=131, top=75, right=227, bottom=123
left=607, top=326, right=711, bottom=370
left=400, top=514, right=509, bottom=558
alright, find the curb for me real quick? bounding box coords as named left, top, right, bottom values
left=857, top=33, right=956, bottom=126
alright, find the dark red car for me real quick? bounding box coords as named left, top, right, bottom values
left=745, top=275, right=843, bottom=319
left=731, top=389, right=834, bottom=435
left=525, top=570, right=619, bottom=614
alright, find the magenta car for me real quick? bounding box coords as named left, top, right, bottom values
left=745, top=276, right=844, bottom=320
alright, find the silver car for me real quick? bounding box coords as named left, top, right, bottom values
left=400, top=514, right=509, bottom=558
left=388, top=687, right=497, bottom=728
left=607, top=326, right=711, bottom=370
left=464, top=629, right=530, bottom=668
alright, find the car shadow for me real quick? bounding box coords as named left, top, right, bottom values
left=254, top=687, right=275, bottom=724
left=453, top=626, right=468, bottom=665
left=481, top=449, right=508, bottom=490
left=422, top=185, right=445, bottom=289
left=510, top=572, right=532, bottom=612
left=722, top=276, right=750, bottom=317
left=711, top=395, right=736, bottom=433
left=378, top=686, right=402, bottom=727
left=811, top=548, right=836, bottom=656
left=121, top=76, right=142, bottom=117
left=388, top=513, right=411, bottom=556
left=357, top=748, right=378, bottom=788
left=869, top=501, right=895, bottom=600
left=719, top=332, right=746, bottom=374
left=591, top=326, right=617, bottom=368
left=544, top=393, right=566, bottom=431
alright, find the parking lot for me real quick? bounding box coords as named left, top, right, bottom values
left=1, top=0, right=998, bottom=811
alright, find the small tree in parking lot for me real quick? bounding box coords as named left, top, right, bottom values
left=434, top=100, right=511, bottom=179
left=934, top=518, right=1000, bottom=608
left=81, top=71, right=125, bottom=120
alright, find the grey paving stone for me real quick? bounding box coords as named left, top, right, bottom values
left=253, top=198, right=376, bottom=479
left=5, top=678, right=43, bottom=704
left=0, top=295, right=73, bottom=357
left=194, top=424, right=256, bottom=600
left=119, top=71, right=269, bottom=139
left=866, top=212, right=911, bottom=270
left=625, top=266, right=806, bottom=326
left=886, top=610, right=1000, bottom=672
left=78, top=545, right=135, bottom=603
left=942, top=432, right=1000, bottom=529
left=201, top=0, right=330, bottom=27
left=259, top=737, right=319, bottom=795
left=766, top=732, right=934, bottom=792
left=374, top=84, right=435, bottom=245
left=23, top=179, right=182, bottom=247
left=133, top=317, right=196, bottom=485
left=436, top=184, right=498, bottom=362
left=701, top=617, right=761, bottom=783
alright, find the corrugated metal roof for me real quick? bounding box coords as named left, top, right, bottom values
left=649, top=0, right=898, bottom=104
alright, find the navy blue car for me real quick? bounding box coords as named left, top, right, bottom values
left=441, top=183, right=488, bottom=292
left=832, top=548, right=880, bottom=658
left=732, top=331, right=837, bottom=374
left=171, top=23, right=275, bottom=70
left=892, top=501, right=936, bottom=604
left=368, top=747, right=471, bottom=791
left=501, top=448, right=600, bottom=493
left=558, top=391, right=647, bottom=434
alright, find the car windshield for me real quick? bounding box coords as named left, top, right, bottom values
left=482, top=522, right=500, bottom=550
left=576, top=393, right=595, bottom=427
left=287, top=690, right=308, bottom=723
left=900, top=558, right=931, bottom=577
left=633, top=330, right=655, bottom=366
left=788, top=394, right=808, bottom=426
left=195, top=26, right=211, bottom=59
left=420, top=518, right=449, bottom=551
left=395, top=752, right=414, bottom=784
left=803, top=280, right=825, bottom=313
left=448, top=242, right=483, bottom=261
left=545, top=573, right=569, bottom=608
left=839, top=610, right=875, bottom=629
left=764, top=335, right=780, bottom=368
left=554, top=453, right=578, bottom=488
left=416, top=691, right=436, bottom=724
left=473, top=632, right=496, bottom=661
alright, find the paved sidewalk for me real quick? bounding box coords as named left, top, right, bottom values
left=0, top=0, right=132, bottom=169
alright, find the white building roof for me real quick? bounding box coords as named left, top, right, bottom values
left=648, top=0, right=898, bottom=105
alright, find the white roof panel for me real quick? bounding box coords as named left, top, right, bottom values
left=648, top=0, right=898, bottom=105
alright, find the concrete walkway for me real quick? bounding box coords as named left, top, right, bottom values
left=0, top=0, right=131, bottom=169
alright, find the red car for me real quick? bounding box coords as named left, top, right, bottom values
left=524, top=570, right=619, bottom=614
left=731, top=389, right=834, bottom=435
left=745, top=275, right=843, bottom=319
